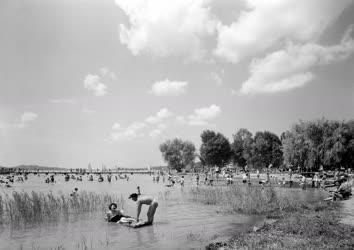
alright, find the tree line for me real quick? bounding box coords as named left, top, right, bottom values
left=159, top=118, right=354, bottom=172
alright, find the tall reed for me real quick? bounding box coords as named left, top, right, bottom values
left=0, top=191, right=124, bottom=225
left=188, top=185, right=327, bottom=215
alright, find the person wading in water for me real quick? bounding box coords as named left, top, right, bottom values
left=129, top=193, right=158, bottom=226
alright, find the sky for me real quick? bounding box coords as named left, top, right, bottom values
left=0, top=0, right=354, bottom=169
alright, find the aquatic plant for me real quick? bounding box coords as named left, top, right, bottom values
left=188, top=185, right=327, bottom=215
left=0, top=191, right=125, bottom=226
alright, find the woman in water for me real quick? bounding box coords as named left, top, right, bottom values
left=106, top=203, right=133, bottom=223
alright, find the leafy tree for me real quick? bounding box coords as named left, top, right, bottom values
left=159, top=138, right=196, bottom=172
left=231, top=128, right=253, bottom=168
left=250, top=131, right=283, bottom=169
left=200, top=130, right=232, bottom=168
left=282, top=119, right=354, bottom=171
left=282, top=124, right=310, bottom=171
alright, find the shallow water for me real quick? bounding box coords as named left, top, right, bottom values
left=0, top=174, right=260, bottom=250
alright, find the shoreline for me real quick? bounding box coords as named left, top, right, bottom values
left=205, top=200, right=354, bottom=250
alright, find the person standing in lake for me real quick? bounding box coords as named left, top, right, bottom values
left=129, top=193, right=158, bottom=225
left=180, top=176, right=185, bottom=187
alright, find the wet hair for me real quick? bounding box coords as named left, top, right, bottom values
left=109, top=202, right=118, bottom=210
left=128, top=193, right=138, bottom=199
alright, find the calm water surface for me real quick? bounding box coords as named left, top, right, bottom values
left=2, top=174, right=351, bottom=249
left=0, top=174, right=260, bottom=250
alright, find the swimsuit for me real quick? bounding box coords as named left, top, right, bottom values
left=109, top=214, right=123, bottom=222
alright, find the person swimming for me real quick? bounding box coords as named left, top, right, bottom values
left=106, top=203, right=132, bottom=222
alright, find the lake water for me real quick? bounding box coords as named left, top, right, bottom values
left=0, top=174, right=260, bottom=250
left=1, top=173, right=353, bottom=249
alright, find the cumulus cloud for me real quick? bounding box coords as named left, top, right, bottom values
left=84, top=74, right=107, bottom=96
left=177, top=104, right=221, bottom=126
left=110, top=108, right=174, bottom=141
left=240, top=28, right=354, bottom=94
left=100, top=67, right=109, bottom=76
left=115, top=0, right=217, bottom=60
left=112, top=123, right=121, bottom=130
left=215, top=0, right=352, bottom=63
left=149, top=123, right=168, bottom=138
left=84, top=67, right=117, bottom=96
left=145, top=108, right=173, bottom=124
left=149, top=129, right=162, bottom=138
left=17, top=112, right=38, bottom=128
left=100, top=67, right=117, bottom=80
left=111, top=122, right=146, bottom=141
left=149, top=79, right=188, bottom=96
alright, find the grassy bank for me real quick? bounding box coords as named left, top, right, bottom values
left=0, top=191, right=124, bottom=226
left=207, top=203, right=354, bottom=250
left=192, top=186, right=354, bottom=250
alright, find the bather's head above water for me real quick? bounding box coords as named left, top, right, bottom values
left=109, top=202, right=118, bottom=211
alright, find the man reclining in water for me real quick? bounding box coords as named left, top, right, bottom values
left=106, top=202, right=135, bottom=223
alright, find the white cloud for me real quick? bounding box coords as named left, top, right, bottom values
left=50, top=99, right=76, bottom=104
left=149, top=123, right=168, bottom=138
left=115, top=0, right=217, bottom=60
left=149, top=129, right=162, bottom=138
left=100, top=67, right=117, bottom=80
left=215, top=0, right=352, bottom=63
left=100, top=67, right=109, bottom=76
left=150, top=79, right=188, bottom=96
left=110, top=108, right=173, bottom=141
left=84, top=67, right=117, bottom=96
left=145, top=108, right=173, bottom=124
left=17, top=112, right=38, bottom=128
left=240, top=28, right=354, bottom=94
left=84, top=74, right=107, bottom=96
left=180, top=104, right=221, bottom=126
left=112, top=123, right=121, bottom=130
left=111, top=122, right=146, bottom=141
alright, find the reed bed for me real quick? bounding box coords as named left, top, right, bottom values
left=188, top=185, right=328, bottom=215
left=0, top=191, right=124, bottom=225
